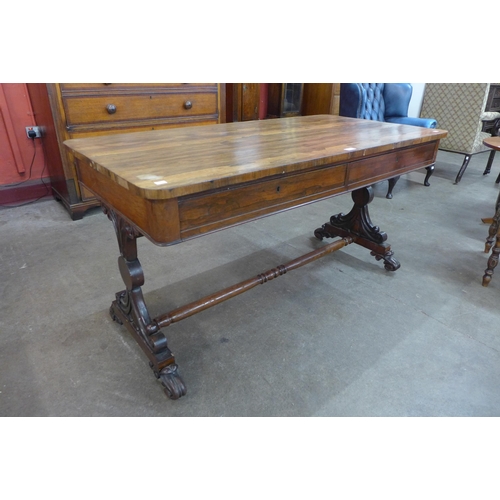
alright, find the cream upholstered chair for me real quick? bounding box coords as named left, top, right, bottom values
left=420, top=83, right=500, bottom=184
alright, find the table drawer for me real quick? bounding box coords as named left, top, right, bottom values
left=63, top=92, right=218, bottom=126
left=179, top=163, right=347, bottom=239
left=347, top=142, right=437, bottom=188
left=60, top=83, right=216, bottom=92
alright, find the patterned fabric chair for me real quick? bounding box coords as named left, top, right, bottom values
left=420, top=83, right=500, bottom=184
left=339, top=83, right=437, bottom=198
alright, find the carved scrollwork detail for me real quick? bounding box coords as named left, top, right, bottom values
left=159, top=364, right=187, bottom=400
left=102, top=205, right=142, bottom=256
left=329, top=210, right=387, bottom=245
left=370, top=250, right=401, bottom=272
left=314, top=186, right=400, bottom=272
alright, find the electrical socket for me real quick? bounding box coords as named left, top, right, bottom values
left=26, top=126, right=42, bottom=138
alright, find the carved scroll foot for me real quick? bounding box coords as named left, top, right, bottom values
left=156, top=363, right=187, bottom=400
left=370, top=249, right=401, bottom=271
left=109, top=304, right=123, bottom=325
left=314, top=186, right=401, bottom=271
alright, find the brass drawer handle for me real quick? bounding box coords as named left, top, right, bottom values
left=106, top=104, right=117, bottom=114
left=184, top=100, right=193, bottom=110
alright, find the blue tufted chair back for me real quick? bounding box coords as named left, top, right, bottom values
left=358, top=83, right=385, bottom=121
left=339, top=83, right=437, bottom=128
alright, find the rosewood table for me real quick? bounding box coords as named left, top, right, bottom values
left=64, top=115, right=447, bottom=399
left=482, top=136, right=500, bottom=286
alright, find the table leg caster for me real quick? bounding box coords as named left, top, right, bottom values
left=153, top=363, right=187, bottom=400
left=370, top=250, right=400, bottom=271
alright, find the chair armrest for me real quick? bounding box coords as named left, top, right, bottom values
left=481, top=112, right=500, bottom=122
left=385, top=116, right=437, bottom=129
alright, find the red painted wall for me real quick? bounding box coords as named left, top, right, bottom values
left=0, top=83, right=50, bottom=204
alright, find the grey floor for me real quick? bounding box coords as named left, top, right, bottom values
left=2, top=150, right=500, bottom=417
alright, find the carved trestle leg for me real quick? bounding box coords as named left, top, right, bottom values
left=314, top=186, right=401, bottom=271
left=103, top=206, right=186, bottom=399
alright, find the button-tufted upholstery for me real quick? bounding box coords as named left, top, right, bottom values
left=340, top=83, right=438, bottom=198
left=358, top=83, right=385, bottom=121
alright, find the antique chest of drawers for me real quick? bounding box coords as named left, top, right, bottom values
left=27, top=83, right=226, bottom=219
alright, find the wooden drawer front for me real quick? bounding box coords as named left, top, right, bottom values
left=68, top=119, right=219, bottom=139
left=60, top=83, right=216, bottom=91
left=179, top=164, right=347, bottom=240
left=347, top=142, right=437, bottom=188
left=64, top=92, right=218, bottom=126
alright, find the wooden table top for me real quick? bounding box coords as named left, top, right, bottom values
left=64, top=115, right=447, bottom=201
left=484, top=136, right=500, bottom=151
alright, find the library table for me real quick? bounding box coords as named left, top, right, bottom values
left=64, top=115, right=447, bottom=399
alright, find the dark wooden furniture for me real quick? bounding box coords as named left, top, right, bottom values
left=27, top=83, right=226, bottom=220
left=63, top=115, right=447, bottom=400
left=267, top=84, right=304, bottom=118
left=482, top=136, right=500, bottom=286
left=225, top=83, right=261, bottom=122
left=302, top=83, right=341, bottom=116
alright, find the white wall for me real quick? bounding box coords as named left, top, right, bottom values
left=408, top=83, right=425, bottom=117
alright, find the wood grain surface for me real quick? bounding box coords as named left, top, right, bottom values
left=484, top=136, right=500, bottom=151
left=64, top=115, right=447, bottom=200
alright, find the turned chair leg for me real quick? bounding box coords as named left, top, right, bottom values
left=455, top=155, right=471, bottom=184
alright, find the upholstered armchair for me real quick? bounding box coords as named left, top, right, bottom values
left=419, top=83, right=500, bottom=184
left=339, top=83, right=437, bottom=199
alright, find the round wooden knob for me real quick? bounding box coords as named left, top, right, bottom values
left=184, top=101, right=193, bottom=110
left=106, top=104, right=117, bottom=114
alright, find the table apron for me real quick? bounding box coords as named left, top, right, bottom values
left=177, top=141, right=438, bottom=240
left=75, top=140, right=438, bottom=245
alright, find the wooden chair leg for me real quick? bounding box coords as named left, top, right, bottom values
left=424, top=164, right=435, bottom=186
left=455, top=155, right=471, bottom=184
left=483, top=150, right=496, bottom=175
left=386, top=176, right=400, bottom=199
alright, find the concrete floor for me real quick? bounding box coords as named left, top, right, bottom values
left=1, top=150, right=500, bottom=417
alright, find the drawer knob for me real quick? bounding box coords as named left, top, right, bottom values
left=106, top=104, right=117, bottom=114
left=184, top=100, right=193, bottom=110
